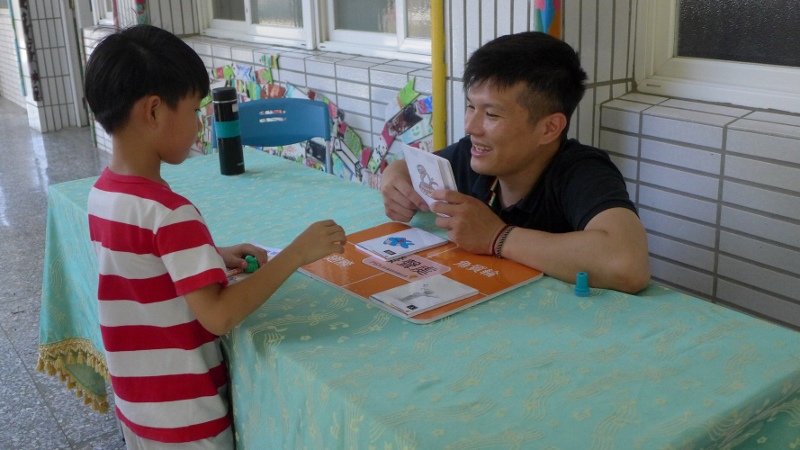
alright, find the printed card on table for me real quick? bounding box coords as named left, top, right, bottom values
left=355, top=226, right=447, bottom=261
left=362, top=254, right=450, bottom=282
left=370, top=274, right=478, bottom=317
left=401, top=142, right=457, bottom=209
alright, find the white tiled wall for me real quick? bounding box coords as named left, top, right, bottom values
left=447, top=0, right=634, bottom=145
left=82, top=27, right=114, bottom=152
left=117, top=0, right=199, bottom=35
left=0, top=10, right=24, bottom=107
left=5, top=0, right=80, bottom=131
left=601, top=95, right=800, bottom=327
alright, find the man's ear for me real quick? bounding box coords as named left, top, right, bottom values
left=539, top=112, right=568, bottom=145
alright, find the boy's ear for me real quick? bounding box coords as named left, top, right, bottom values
left=145, top=95, right=163, bottom=125
left=538, top=112, right=568, bottom=145
left=126, top=95, right=162, bottom=131
left=130, top=95, right=163, bottom=129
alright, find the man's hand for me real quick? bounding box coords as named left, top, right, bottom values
left=430, top=190, right=505, bottom=254
left=380, top=160, right=430, bottom=222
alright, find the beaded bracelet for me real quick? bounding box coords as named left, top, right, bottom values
left=492, top=225, right=516, bottom=257
left=490, top=225, right=506, bottom=255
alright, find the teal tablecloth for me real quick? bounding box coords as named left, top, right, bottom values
left=39, top=149, right=800, bottom=448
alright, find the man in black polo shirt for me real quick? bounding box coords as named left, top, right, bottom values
left=379, top=32, right=650, bottom=293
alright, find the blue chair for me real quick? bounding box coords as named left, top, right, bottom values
left=238, top=98, right=333, bottom=172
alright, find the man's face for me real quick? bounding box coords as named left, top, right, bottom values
left=464, top=81, right=549, bottom=178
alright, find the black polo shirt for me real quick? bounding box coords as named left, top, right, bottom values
left=436, top=136, right=636, bottom=233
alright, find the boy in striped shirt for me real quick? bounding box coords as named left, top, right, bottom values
left=84, top=25, right=346, bottom=449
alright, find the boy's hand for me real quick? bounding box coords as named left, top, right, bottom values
left=287, top=220, right=346, bottom=265
left=218, top=243, right=270, bottom=271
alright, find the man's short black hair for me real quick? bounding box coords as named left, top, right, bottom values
left=84, top=25, right=210, bottom=134
left=463, top=31, right=587, bottom=123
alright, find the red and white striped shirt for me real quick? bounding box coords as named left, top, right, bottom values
left=88, top=169, right=231, bottom=443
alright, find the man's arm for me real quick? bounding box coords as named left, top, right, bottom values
left=431, top=190, right=650, bottom=294
left=379, top=159, right=430, bottom=222
left=499, top=207, right=650, bottom=293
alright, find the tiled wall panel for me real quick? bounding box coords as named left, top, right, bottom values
left=641, top=115, right=725, bottom=148
left=599, top=129, right=638, bottom=159
left=0, top=11, right=24, bottom=107
left=717, top=280, right=800, bottom=325
left=639, top=162, right=719, bottom=199
left=722, top=181, right=800, bottom=218
left=601, top=92, right=800, bottom=328
left=721, top=207, right=799, bottom=248
left=17, top=0, right=79, bottom=131
left=640, top=139, right=721, bottom=174
left=719, top=231, right=800, bottom=276
left=649, top=257, right=714, bottom=297
left=638, top=185, right=718, bottom=224
left=446, top=0, right=636, bottom=144
left=639, top=208, right=717, bottom=248
left=647, top=233, right=715, bottom=271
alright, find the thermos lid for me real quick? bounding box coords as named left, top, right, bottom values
left=212, top=86, right=237, bottom=102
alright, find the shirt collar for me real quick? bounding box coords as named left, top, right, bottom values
left=472, top=173, right=539, bottom=215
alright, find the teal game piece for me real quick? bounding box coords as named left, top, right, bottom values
left=244, top=255, right=260, bottom=273
left=575, top=271, right=590, bottom=297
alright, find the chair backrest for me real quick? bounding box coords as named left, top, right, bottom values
left=238, top=98, right=332, bottom=147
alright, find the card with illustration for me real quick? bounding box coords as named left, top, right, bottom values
left=362, top=254, right=450, bottom=282
left=355, top=226, right=448, bottom=261
left=370, top=274, right=478, bottom=317
left=401, top=143, right=457, bottom=209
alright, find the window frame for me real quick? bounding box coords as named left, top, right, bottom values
left=197, top=0, right=315, bottom=49
left=317, top=0, right=430, bottom=60
left=196, top=0, right=430, bottom=62
left=634, top=0, right=800, bottom=114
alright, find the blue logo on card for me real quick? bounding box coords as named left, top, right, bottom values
left=383, top=236, right=414, bottom=249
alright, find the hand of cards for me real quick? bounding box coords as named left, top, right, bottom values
left=401, top=143, right=457, bottom=209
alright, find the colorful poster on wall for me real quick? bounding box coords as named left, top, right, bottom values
left=198, top=60, right=433, bottom=189
left=533, top=0, right=561, bottom=38
left=362, top=78, right=434, bottom=188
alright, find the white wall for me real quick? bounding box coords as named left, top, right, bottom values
left=0, top=8, right=24, bottom=107
left=601, top=95, right=800, bottom=328
left=446, top=0, right=635, bottom=146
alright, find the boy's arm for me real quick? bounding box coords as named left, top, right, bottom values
left=184, top=220, right=345, bottom=335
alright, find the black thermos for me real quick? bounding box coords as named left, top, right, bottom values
left=212, top=87, right=245, bottom=175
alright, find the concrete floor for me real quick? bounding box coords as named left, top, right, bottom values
left=0, top=96, right=124, bottom=449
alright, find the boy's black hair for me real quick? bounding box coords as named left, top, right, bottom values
left=84, top=25, right=210, bottom=134
left=463, top=31, right=587, bottom=124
